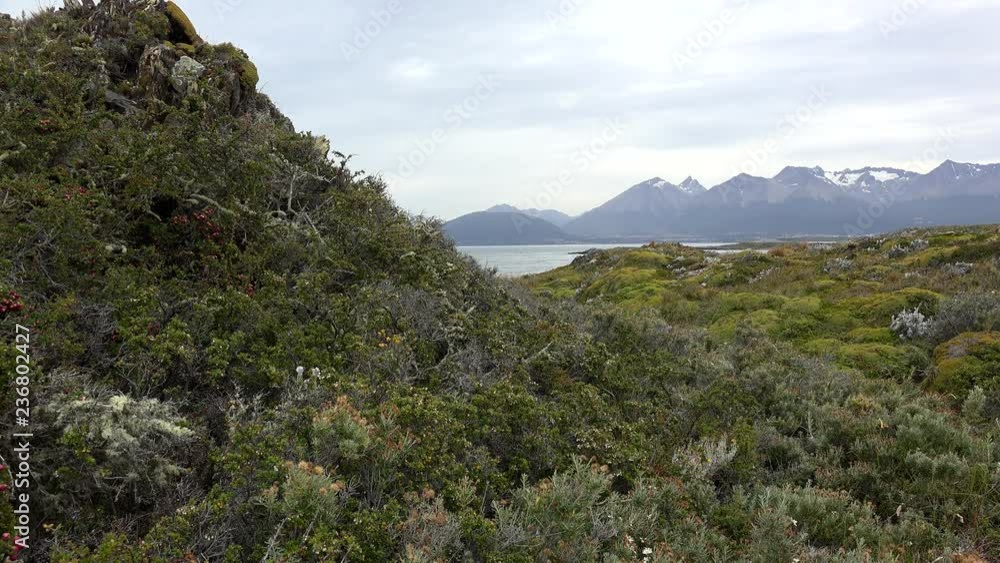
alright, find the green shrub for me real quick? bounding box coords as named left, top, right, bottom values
left=930, top=293, right=1000, bottom=344
left=929, top=332, right=1000, bottom=404
left=6, top=4, right=1000, bottom=561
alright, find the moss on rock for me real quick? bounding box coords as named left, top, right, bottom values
left=164, top=1, right=203, bottom=46
left=213, top=42, right=260, bottom=92
left=837, top=343, right=927, bottom=379
left=841, top=288, right=942, bottom=324
left=929, top=332, right=1000, bottom=398
left=237, top=56, right=259, bottom=91
left=846, top=327, right=895, bottom=344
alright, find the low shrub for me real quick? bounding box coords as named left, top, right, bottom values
left=930, top=293, right=1000, bottom=344
left=891, top=307, right=932, bottom=341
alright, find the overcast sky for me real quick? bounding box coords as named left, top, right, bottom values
left=6, top=0, right=1000, bottom=218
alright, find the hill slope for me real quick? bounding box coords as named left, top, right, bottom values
left=444, top=211, right=574, bottom=245
left=0, top=3, right=997, bottom=561
left=485, top=204, right=575, bottom=227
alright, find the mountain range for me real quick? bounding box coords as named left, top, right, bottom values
left=484, top=204, right=575, bottom=227
left=444, top=161, right=1000, bottom=244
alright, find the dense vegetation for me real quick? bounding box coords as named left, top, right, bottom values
left=529, top=229, right=1000, bottom=400
left=0, top=2, right=997, bottom=561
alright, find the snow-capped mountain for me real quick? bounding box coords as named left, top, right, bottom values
left=919, top=160, right=1000, bottom=199
left=678, top=176, right=707, bottom=194
left=563, top=177, right=707, bottom=237
left=822, top=167, right=918, bottom=193
left=464, top=161, right=1000, bottom=241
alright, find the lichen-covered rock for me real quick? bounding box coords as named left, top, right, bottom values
left=62, top=0, right=96, bottom=10
left=170, top=54, right=205, bottom=96
left=313, top=135, right=332, bottom=159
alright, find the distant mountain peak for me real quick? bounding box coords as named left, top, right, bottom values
left=728, top=172, right=767, bottom=185
left=679, top=176, right=706, bottom=193
left=775, top=166, right=828, bottom=181
left=625, top=177, right=673, bottom=193
left=640, top=177, right=669, bottom=188
left=930, top=160, right=999, bottom=182
left=444, top=211, right=572, bottom=245
left=630, top=176, right=706, bottom=195
left=482, top=204, right=574, bottom=227
left=486, top=204, right=519, bottom=213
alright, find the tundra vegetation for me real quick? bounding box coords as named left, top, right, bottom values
left=0, top=2, right=998, bottom=562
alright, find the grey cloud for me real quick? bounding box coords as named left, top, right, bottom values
left=4, top=0, right=999, bottom=217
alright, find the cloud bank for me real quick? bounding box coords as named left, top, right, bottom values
left=6, top=0, right=999, bottom=218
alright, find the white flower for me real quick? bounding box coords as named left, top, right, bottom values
left=311, top=367, right=321, bottom=378
left=296, top=366, right=305, bottom=376
left=642, top=547, right=653, bottom=555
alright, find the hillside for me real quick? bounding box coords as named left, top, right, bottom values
left=529, top=225, right=1000, bottom=392
left=443, top=211, right=575, bottom=245
left=0, top=3, right=998, bottom=562
left=485, top=205, right=574, bottom=228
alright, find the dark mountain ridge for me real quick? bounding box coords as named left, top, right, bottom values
left=552, top=161, right=1000, bottom=239
left=485, top=204, right=574, bottom=227
left=444, top=211, right=575, bottom=245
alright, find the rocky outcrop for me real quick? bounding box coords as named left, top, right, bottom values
left=49, top=2, right=267, bottom=121
left=138, top=43, right=178, bottom=102
left=213, top=43, right=259, bottom=115
left=164, top=1, right=202, bottom=46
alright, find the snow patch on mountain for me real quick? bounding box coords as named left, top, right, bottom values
left=678, top=176, right=707, bottom=194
